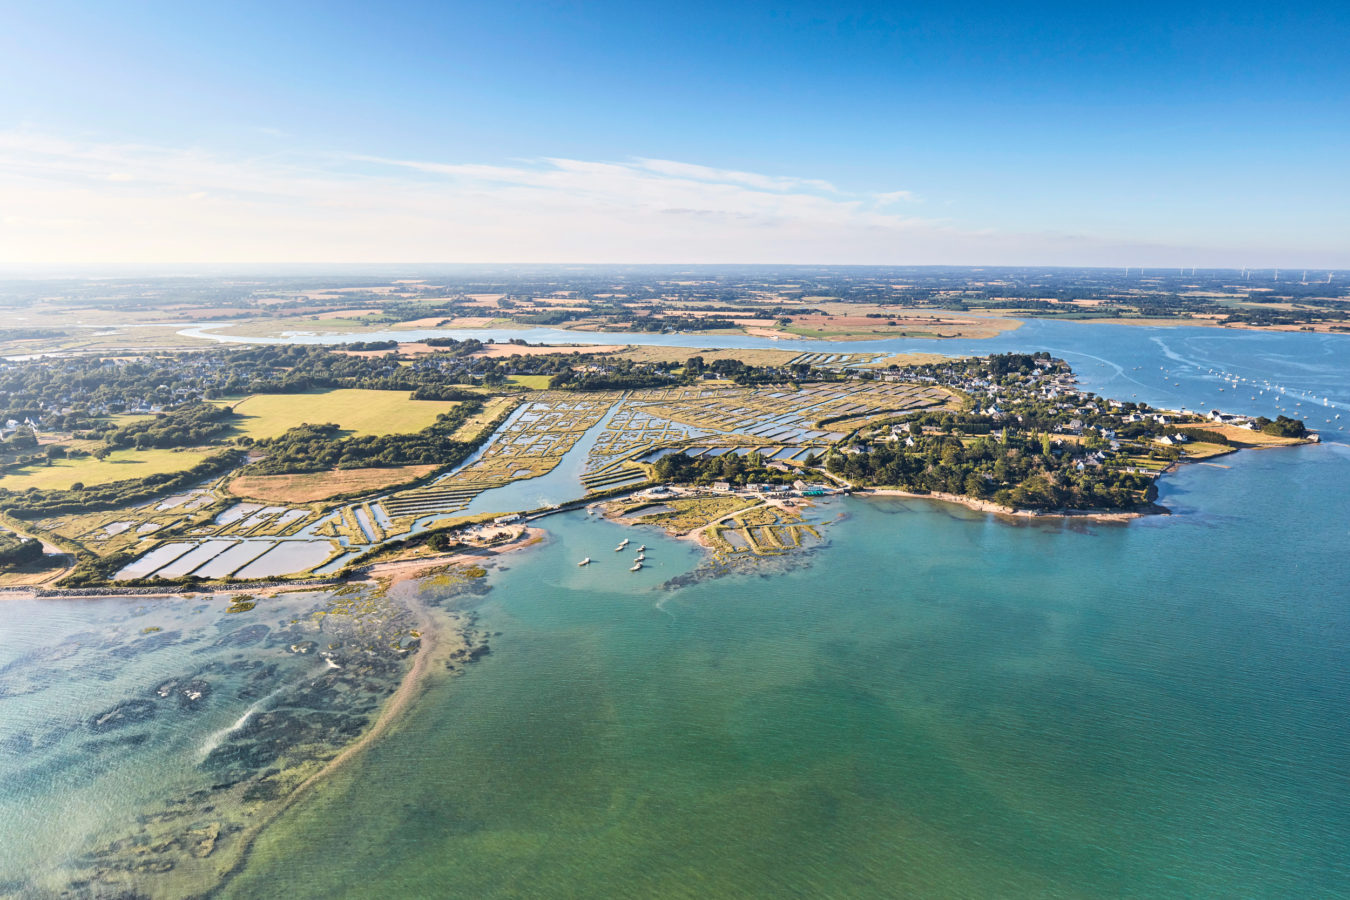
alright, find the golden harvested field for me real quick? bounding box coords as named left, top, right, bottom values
left=1178, top=424, right=1310, bottom=446
left=223, top=389, right=460, bottom=439
left=228, top=465, right=440, bottom=503
left=0, top=448, right=214, bottom=492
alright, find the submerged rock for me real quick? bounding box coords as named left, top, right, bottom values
left=89, top=699, right=157, bottom=733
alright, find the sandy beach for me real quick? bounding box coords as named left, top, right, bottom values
left=861, top=488, right=1152, bottom=521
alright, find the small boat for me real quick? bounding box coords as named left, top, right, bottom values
left=630, top=562, right=643, bottom=571
left=636, top=545, right=646, bottom=552
left=578, top=557, right=591, bottom=567
left=635, top=554, right=646, bottom=562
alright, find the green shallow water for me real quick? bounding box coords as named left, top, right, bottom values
left=228, top=443, right=1350, bottom=899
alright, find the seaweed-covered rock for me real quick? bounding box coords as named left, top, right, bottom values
left=89, top=699, right=157, bottom=733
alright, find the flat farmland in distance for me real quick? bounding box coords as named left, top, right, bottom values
left=782, top=313, right=1016, bottom=341
left=223, top=389, right=459, bottom=439
left=0, top=447, right=213, bottom=492
left=474, top=343, right=622, bottom=358
left=617, top=346, right=801, bottom=367
left=228, top=464, right=440, bottom=503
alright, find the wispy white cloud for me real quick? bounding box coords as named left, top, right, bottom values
left=0, top=129, right=1302, bottom=266
left=874, top=189, right=920, bottom=205
left=633, top=158, right=838, bottom=193
left=0, top=132, right=950, bottom=263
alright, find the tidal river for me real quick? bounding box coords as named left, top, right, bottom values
left=1, top=323, right=1346, bottom=898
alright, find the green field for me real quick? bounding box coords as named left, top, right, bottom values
left=223, top=389, right=460, bottom=439
left=507, top=375, right=553, bottom=390
left=0, top=448, right=214, bottom=492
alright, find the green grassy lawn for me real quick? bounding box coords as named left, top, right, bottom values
left=507, top=375, right=552, bottom=390
left=221, top=389, right=460, bottom=439
left=0, top=447, right=214, bottom=491
left=1181, top=441, right=1236, bottom=460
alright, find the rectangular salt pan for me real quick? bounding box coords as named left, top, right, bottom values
left=115, top=543, right=195, bottom=580
left=192, top=541, right=276, bottom=579
left=233, top=541, right=337, bottom=579
left=154, top=540, right=239, bottom=578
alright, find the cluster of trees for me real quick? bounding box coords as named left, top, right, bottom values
left=825, top=429, right=1156, bottom=511
left=246, top=399, right=485, bottom=474
left=651, top=450, right=795, bottom=487
left=422, top=337, right=485, bottom=353
left=683, top=355, right=838, bottom=386
left=2, top=426, right=38, bottom=451
left=1255, top=415, right=1309, bottom=438
left=410, top=386, right=479, bottom=401
left=0, top=532, right=43, bottom=571
left=102, top=402, right=236, bottom=449
left=626, top=314, right=739, bottom=332
left=549, top=359, right=683, bottom=392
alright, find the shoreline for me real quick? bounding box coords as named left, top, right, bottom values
left=0, top=526, right=550, bottom=603
left=859, top=488, right=1155, bottom=521
left=205, top=525, right=548, bottom=896
left=204, top=568, right=451, bottom=897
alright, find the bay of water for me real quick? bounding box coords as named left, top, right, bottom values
left=3, top=322, right=1347, bottom=897
left=228, top=442, right=1350, bottom=898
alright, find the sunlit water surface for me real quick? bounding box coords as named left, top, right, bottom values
left=2, top=323, right=1347, bottom=897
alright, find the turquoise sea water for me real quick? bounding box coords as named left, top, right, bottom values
left=3, top=323, right=1347, bottom=897
left=226, top=441, right=1350, bottom=898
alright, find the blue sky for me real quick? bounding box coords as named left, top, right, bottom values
left=1, top=1, right=1346, bottom=266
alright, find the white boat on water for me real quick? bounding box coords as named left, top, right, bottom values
left=578, top=557, right=591, bottom=567
left=630, top=562, right=643, bottom=571
left=615, top=539, right=629, bottom=551
left=636, top=545, right=646, bottom=552
left=635, top=554, right=645, bottom=562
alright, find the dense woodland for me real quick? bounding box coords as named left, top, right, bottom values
left=826, top=428, right=1157, bottom=511
left=820, top=353, right=1176, bottom=511
left=100, top=402, right=236, bottom=449
left=651, top=450, right=796, bottom=487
